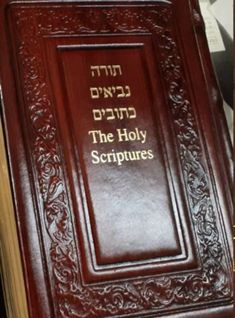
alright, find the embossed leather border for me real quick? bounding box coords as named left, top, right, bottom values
left=7, top=2, right=232, bottom=317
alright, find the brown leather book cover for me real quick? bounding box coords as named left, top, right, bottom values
left=0, top=0, right=233, bottom=317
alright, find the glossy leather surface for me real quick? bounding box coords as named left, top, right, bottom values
left=0, top=0, right=233, bottom=317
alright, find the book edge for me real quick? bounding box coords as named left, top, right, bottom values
left=0, top=119, right=29, bottom=318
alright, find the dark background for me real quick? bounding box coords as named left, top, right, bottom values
left=211, top=23, right=233, bottom=108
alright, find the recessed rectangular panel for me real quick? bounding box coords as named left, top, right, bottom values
left=59, top=43, right=182, bottom=266
left=43, top=34, right=198, bottom=283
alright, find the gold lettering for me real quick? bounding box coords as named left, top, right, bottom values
left=147, top=149, right=154, bottom=159
left=90, top=87, right=100, bottom=99
left=90, top=85, right=131, bottom=99
left=92, top=107, right=137, bottom=121
left=117, top=128, right=147, bottom=144
left=140, top=150, right=148, bottom=160
left=89, top=63, right=153, bottom=167
left=90, top=64, right=122, bottom=77
left=91, top=150, right=100, bottom=164
left=90, top=149, right=154, bottom=165
left=88, top=130, right=114, bottom=144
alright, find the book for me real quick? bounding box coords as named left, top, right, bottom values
left=0, top=0, right=233, bottom=317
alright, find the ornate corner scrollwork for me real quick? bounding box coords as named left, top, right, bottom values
left=10, top=4, right=231, bottom=317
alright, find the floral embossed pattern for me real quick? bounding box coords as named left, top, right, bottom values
left=9, top=3, right=232, bottom=317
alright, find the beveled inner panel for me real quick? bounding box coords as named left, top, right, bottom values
left=58, top=44, right=182, bottom=265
